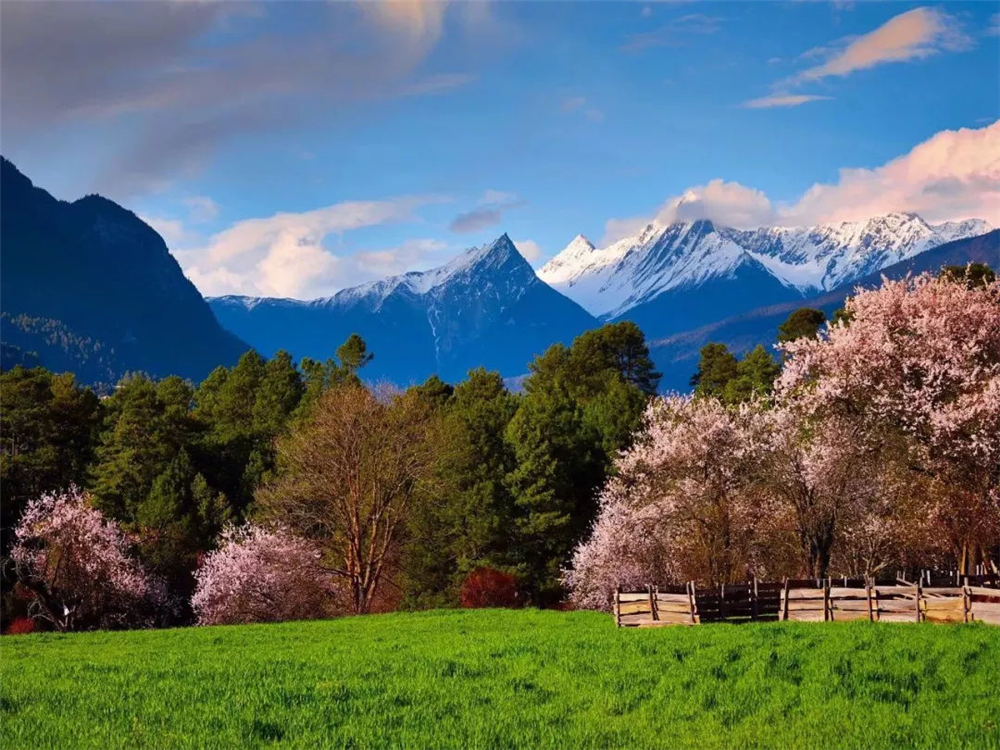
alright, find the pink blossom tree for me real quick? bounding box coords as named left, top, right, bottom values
left=566, top=396, right=776, bottom=609
left=191, top=524, right=337, bottom=625
left=11, top=487, right=165, bottom=631
left=778, top=273, right=1000, bottom=574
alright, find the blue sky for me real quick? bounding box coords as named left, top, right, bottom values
left=2, top=1, right=998, bottom=299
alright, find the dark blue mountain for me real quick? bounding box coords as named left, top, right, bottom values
left=649, top=229, right=1000, bottom=391
left=0, top=158, right=248, bottom=385
left=210, top=235, right=600, bottom=385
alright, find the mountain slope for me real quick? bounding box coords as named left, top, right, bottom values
left=0, top=158, right=247, bottom=383
left=648, top=229, right=1000, bottom=391
left=539, top=213, right=991, bottom=342
left=210, top=235, right=599, bottom=384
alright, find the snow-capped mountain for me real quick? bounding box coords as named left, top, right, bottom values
left=538, top=212, right=992, bottom=321
left=210, top=235, right=597, bottom=384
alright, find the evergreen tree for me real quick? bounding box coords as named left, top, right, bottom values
left=402, top=369, right=517, bottom=606
left=691, top=342, right=739, bottom=398
left=336, top=333, right=374, bottom=374
left=410, top=374, right=454, bottom=411
left=0, top=367, right=100, bottom=558
left=778, top=308, right=827, bottom=344
left=504, top=382, right=603, bottom=604
left=721, top=344, right=781, bottom=404
left=941, top=262, right=996, bottom=289
left=89, top=374, right=226, bottom=588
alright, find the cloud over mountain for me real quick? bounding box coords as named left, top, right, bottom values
left=602, top=121, right=999, bottom=239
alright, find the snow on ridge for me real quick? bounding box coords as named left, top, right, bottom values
left=538, top=212, right=991, bottom=318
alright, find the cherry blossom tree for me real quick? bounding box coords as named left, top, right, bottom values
left=778, top=273, right=1000, bottom=575
left=566, top=396, right=776, bottom=609
left=11, top=487, right=165, bottom=631
left=191, top=524, right=337, bottom=625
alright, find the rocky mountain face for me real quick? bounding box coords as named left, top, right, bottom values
left=647, top=229, right=1000, bottom=391
left=538, top=213, right=992, bottom=341
left=0, top=158, right=247, bottom=385
left=210, top=234, right=599, bottom=385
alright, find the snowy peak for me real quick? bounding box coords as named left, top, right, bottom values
left=932, top=218, right=993, bottom=244
left=540, top=212, right=991, bottom=318
left=539, top=234, right=597, bottom=284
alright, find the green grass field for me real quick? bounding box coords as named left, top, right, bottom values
left=2, top=609, right=998, bottom=750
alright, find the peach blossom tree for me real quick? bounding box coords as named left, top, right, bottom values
left=11, top=487, right=165, bottom=631
left=778, top=273, right=1000, bottom=574
left=191, top=524, right=336, bottom=625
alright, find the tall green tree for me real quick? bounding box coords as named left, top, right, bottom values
left=504, top=381, right=603, bottom=604
left=941, top=262, right=996, bottom=289
left=0, top=367, right=100, bottom=557
left=721, top=344, right=781, bottom=404
left=778, top=308, right=827, bottom=344
left=89, top=375, right=228, bottom=584
left=403, top=369, right=519, bottom=606
left=691, top=342, right=739, bottom=398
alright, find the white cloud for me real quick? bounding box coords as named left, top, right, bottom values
left=988, top=14, right=1000, bottom=37
left=600, top=121, right=999, bottom=239
left=140, top=215, right=187, bottom=246
left=183, top=195, right=219, bottom=223
left=178, top=195, right=448, bottom=298
left=744, top=8, right=972, bottom=113
left=791, top=7, right=971, bottom=84
left=742, top=94, right=832, bottom=109
left=622, top=13, right=722, bottom=52
left=559, top=96, right=604, bottom=122
left=603, top=179, right=775, bottom=243
left=782, top=120, right=1000, bottom=225
left=513, top=239, right=543, bottom=264
left=450, top=190, right=525, bottom=234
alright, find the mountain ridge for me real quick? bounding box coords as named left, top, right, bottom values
left=539, top=212, right=992, bottom=320
left=209, top=234, right=599, bottom=384
left=0, top=157, right=248, bottom=384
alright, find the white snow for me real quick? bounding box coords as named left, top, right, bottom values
left=538, top=212, right=992, bottom=318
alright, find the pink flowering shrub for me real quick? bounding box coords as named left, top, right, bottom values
left=11, top=487, right=165, bottom=631
left=191, top=525, right=335, bottom=625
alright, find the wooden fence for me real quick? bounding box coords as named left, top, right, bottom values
left=614, top=577, right=1000, bottom=628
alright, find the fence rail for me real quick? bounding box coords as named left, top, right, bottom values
left=614, top=575, right=1000, bottom=628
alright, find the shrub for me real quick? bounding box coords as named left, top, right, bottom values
left=191, top=525, right=336, bottom=625
left=460, top=568, right=519, bottom=608
left=4, top=617, right=36, bottom=636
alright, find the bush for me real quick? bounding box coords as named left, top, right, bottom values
left=460, top=568, right=519, bottom=608
left=191, top=525, right=336, bottom=625
left=4, top=617, right=36, bottom=635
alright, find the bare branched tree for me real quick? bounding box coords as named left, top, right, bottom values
left=256, top=383, right=436, bottom=614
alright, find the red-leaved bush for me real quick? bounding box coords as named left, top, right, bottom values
left=11, top=487, right=166, bottom=631
left=191, top=524, right=336, bottom=625
left=460, top=567, right=519, bottom=608
left=4, top=617, right=36, bottom=636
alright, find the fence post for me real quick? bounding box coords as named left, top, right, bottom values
left=781, top=578, right=790, bottom=621
left=649, top=584, right=658, bottom=622
left=865, top=579, right=874, bottom=622
left=962, top=585, right=970, bottom=624
left=823, top=580, right=830, bottom=622
left=915, top=580, right=922, bottom=623
left=752, top=576, right=759, bottom=621
left=615, top=584, right=621, bottom=628
left=688, top=581, right=698, bottom=625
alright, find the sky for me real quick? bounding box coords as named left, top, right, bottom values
left=2, top=1, right=998, bottom=300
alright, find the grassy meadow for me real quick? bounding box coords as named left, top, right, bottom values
left=2, top=609, right=999, bottom=750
